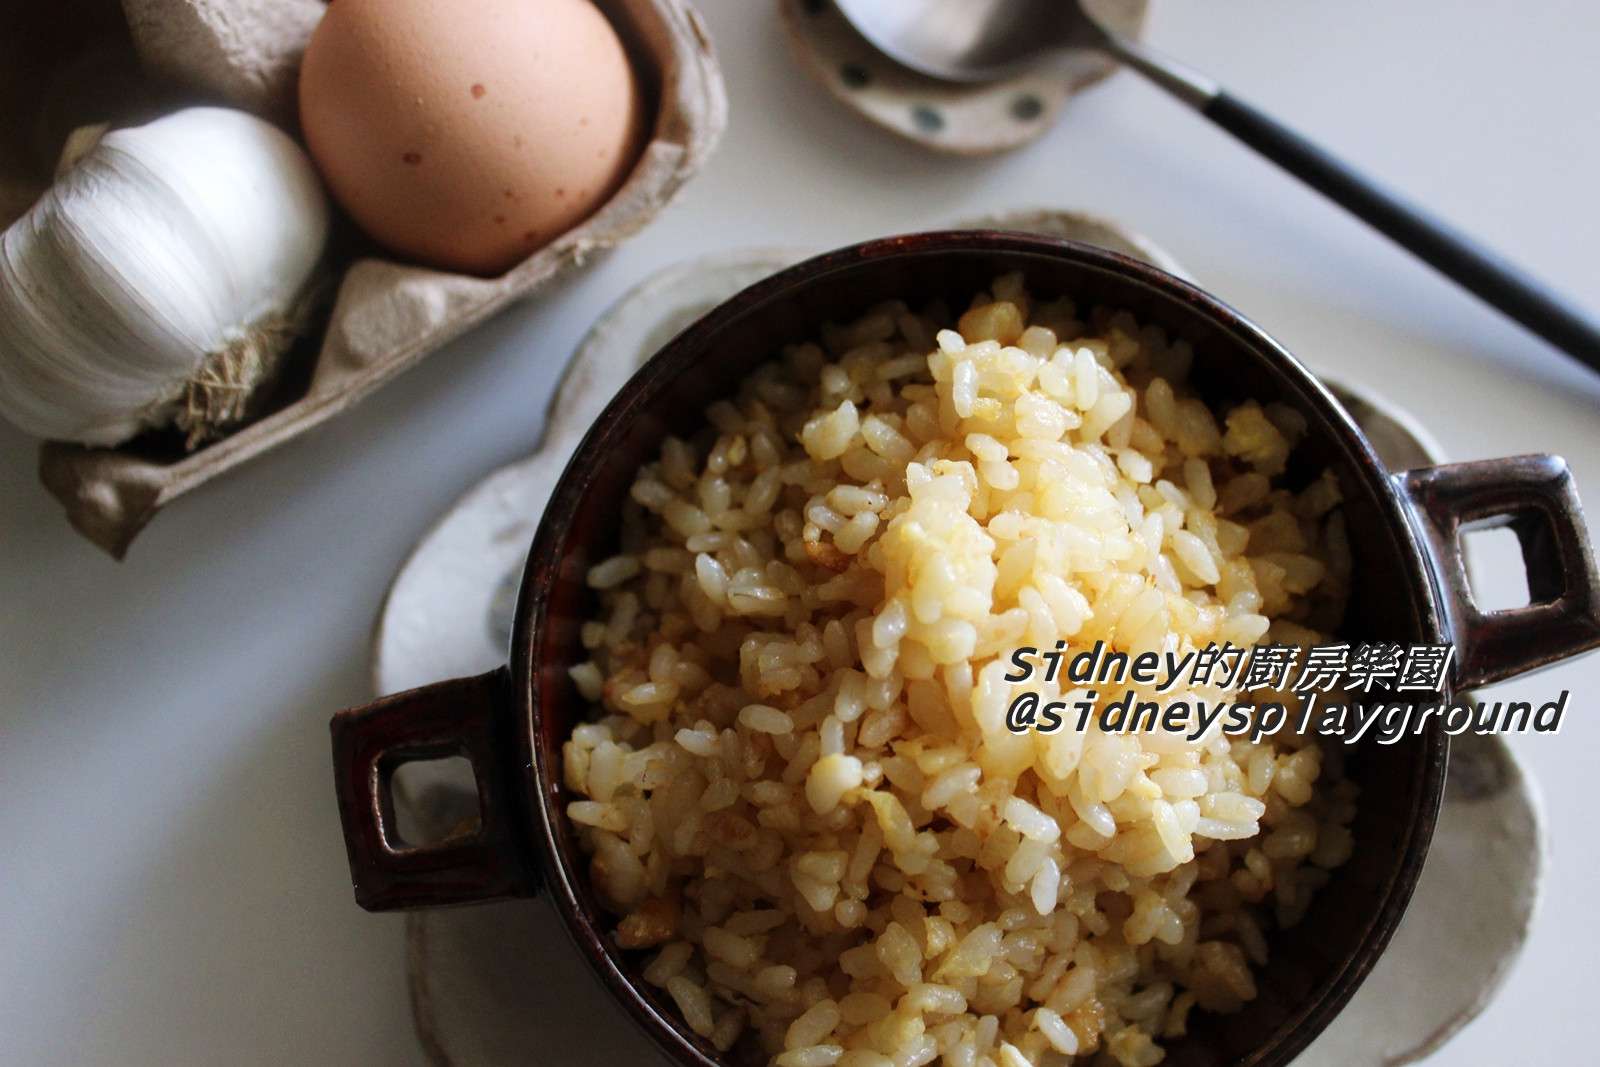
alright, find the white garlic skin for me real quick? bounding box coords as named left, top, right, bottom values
left=0, top=107, right=329, bottom=446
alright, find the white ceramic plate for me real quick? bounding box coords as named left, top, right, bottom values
left=776, top=0, right=1147, bottom=156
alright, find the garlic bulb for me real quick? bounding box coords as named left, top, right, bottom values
left=0, top=107, right=329, bottom=447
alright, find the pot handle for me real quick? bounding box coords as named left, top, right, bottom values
left=330, top=666, right=540, bottom=911
left=1395, top=454, right=1600, bottom=689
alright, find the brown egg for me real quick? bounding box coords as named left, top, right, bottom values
left=298, top=0, right=642, bottom=275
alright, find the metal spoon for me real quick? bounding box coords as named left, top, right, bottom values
left=834, top=0, right=1600, bottom=374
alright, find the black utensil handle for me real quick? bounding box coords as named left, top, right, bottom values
left=1204, top=90, right=1600, bottom=373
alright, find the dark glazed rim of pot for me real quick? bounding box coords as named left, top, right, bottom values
left=332, top=231, right=1600, bottom=1067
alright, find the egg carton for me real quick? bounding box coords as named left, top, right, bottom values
left=0, top=0, right=725, bottom=558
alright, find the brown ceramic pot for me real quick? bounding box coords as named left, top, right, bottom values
left=330, top=232, right=1600, bottom=1066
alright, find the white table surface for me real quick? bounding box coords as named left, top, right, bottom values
left=3, top=1, right=1597, bottom=1063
